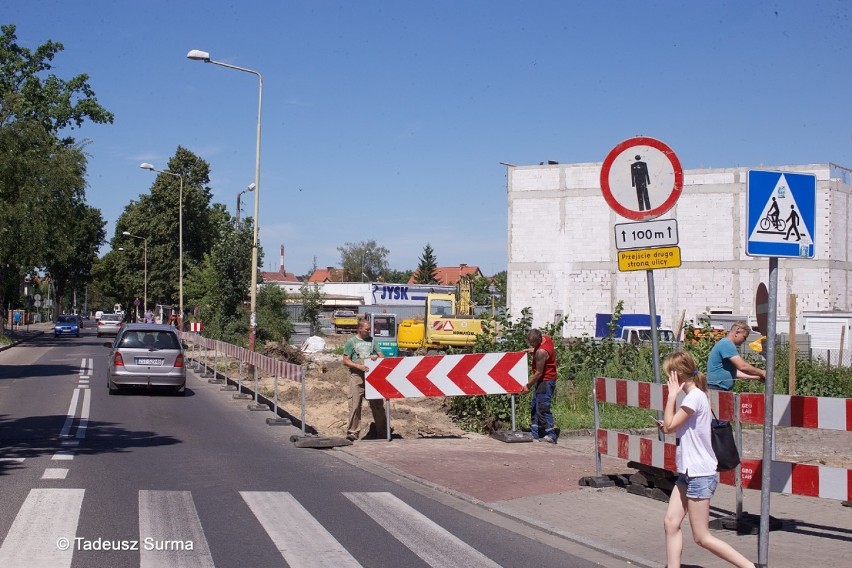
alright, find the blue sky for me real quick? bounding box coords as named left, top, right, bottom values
left=4, top=1, right=850, bottom=277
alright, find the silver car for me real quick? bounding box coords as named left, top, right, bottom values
left=105, top=324, right=186, bottom=395
left=97, top=313, right=124, bottom=337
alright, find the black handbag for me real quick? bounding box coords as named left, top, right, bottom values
left=710, top=410, right=741, bottom=472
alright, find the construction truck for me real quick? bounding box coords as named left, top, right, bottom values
left=332, top=309, right=359, bottom=334
left=397, top=277, right=487, bottom=354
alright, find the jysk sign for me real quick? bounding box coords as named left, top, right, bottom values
left=371, top=284, right=454, bottom=306
left=746, top=170, right=816, bottom=258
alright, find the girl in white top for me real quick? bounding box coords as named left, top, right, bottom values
left=658, top=351, right=754, bottom=568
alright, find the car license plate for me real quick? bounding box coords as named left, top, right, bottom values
left=135, top=358, right=164, bottom=366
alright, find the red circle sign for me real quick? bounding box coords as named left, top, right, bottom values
left=600, top=136, right=684, bottom=221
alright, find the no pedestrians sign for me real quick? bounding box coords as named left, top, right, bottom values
left=600, top=136, right=683, bottom=221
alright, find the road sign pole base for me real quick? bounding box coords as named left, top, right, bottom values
left=220, top=385, right=237, bottom=391
left=233, top=393, right=252, bottom=399
left=266, top=417, right=291, bottom=426
left=247, top=403, right=268, bottom=411
left=207, top=378, right=224, bottom=384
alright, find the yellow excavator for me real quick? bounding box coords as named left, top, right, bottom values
left=397, top=276, right=486, bottom=353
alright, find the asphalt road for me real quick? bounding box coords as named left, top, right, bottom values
left=0, top=325, right=610, bottom=568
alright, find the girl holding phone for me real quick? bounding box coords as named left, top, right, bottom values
left=657, top=351, right=753, bottom=568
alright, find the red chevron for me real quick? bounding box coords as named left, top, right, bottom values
left=405, top=356, right=445, bottom=397
left=446, top=353, right=486, bottom=395
left=487, top=352, right=526, bottom=393
left=365, top=358, right=405, bottom=399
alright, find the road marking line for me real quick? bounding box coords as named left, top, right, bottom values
left=0, top=488, right=84, bottom=567
left=79, top=357, right=92, bottom=379
left=240, top=491, right=361, bottom=567
left=59, top=388, right=81, bottom=438
left=0, top=457, right=25, bottom=463
left=138, top=490, right=215, bottom=568
left=51, top=451, right=74, bottom=461
left=60, top=441, right=79, bottom=447
left=75, top=388, right=90, bottom=439
left=344, top=492, right=501, bottom=568
left=41, top=468, right=69, bottom=480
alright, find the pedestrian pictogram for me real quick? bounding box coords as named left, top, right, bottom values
left=746, top=170, right=816, bottom=258
left=600, top=136, right=684, bottom=221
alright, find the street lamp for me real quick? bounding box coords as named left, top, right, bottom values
left=188, top=48, right=263, bottom=352
left=140, top=162, right=184, bottom=328
left=122, top=231, right=148, bottom=314
left=236, top=182, right=256, bottom=224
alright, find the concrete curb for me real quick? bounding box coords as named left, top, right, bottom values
left=0, top=330, right=44, bottom=352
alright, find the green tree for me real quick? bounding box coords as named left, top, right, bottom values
left=0, top=25, right=112, bottom=309
left=44, top=202, right=106, bottom=315
left=383, top=268, right=413, bottom=283
left=105, top=147, right=215, bottom=307
left=472, top=271, right=506, bottom=307
left=299, top=283, right=325, bottom=332
left=256, top=285, right=292, bottom=344
left=0, top=25, right=114, bottom=143
left=338, top=240, right=389, bottom=281
left=413, top=243, right=439, bottom=284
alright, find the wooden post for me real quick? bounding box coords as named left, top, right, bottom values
left=839, top=326, right=846, bottom=368
left=788, top=294, right=796, bottom=395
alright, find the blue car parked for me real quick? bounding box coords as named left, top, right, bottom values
left=55, top=314, right=80, bottom=337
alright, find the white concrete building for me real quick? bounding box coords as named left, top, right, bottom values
left=506, top=162, right=852, bottom=339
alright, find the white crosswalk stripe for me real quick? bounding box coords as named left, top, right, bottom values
left=0, top=488, right=498, bottom=568
left=240, top=491, right=362, bottom=567
left=138, top=490, right=215, bottom=568
left=345, top=492, right=502, bottom=568
left=0, top=488, right=84, bottom=568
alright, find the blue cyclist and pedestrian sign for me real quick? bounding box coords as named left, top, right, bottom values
left=746, top=170, right=816, bottom=258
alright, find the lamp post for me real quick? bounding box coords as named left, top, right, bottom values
left=121, top=231, right=148, bottom=313
left=236, top=182, right=256, bottom=225
left=140, top=162, right=184, bottom=328
left=187, top=49, right=263, bottom=352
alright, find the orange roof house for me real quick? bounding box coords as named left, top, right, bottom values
left=307, top=267, right=346, bottom=283
left=408, top=264, right=483, bottom=285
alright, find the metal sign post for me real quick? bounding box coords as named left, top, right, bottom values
left=746, top=170, right=816, bottom=567
left=757, top=258, right=779, bottom=568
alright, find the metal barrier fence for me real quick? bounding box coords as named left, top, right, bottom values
left=807, top=348, right=852, bottom=368
left=593, top=377, right=851, bottom=502
left=179, top=332, right=307, bottom=432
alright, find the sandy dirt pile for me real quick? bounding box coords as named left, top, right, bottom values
left=229, top=334, right=467, bottom=439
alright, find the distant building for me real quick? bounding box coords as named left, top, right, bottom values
left=506, top=161, right=852, bottom=338
left=261, top=245, right=301, bottom=294
left=408, top=264, right=483, bottom=285
left=307, top=267, right=346, bottom=283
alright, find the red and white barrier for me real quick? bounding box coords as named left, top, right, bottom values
left=190, top=322, right=203, bottom=332
left=364, top=352, right=528, bottom=400
left=593, top=376, right=852, bottom=501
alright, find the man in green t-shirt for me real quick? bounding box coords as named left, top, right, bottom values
left=343, top=319, right=386, bottom=441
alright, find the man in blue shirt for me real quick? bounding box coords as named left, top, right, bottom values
left=707, top=321, right=766, bottom=391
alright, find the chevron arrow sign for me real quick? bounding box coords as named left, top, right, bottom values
left=364, top=352, right=528, bottom=400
